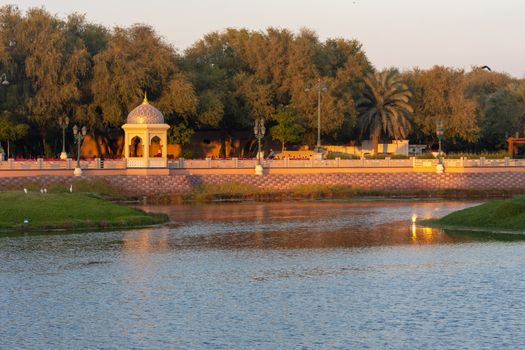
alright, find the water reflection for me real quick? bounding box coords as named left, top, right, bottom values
left=120, top=200, right=480, bottom=251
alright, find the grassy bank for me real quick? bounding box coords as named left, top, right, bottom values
left=429, top=196, right=525, bottom=231
left=0, top=192, right=168, bottom=232
left=147, top=182, right=525, bottom=204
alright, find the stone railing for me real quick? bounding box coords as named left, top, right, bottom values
left=1, top=156, right=524, bottom=170
left=169, top=156, right=523, bottom=169
left=0, top=158, right=127, bottom=170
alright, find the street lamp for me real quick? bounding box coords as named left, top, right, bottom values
left=58, top=116, right=69, bottom=160
left=436, top=120, right=445, bottom=174
left=73, top=125, right=87, bottom=176
left=305, top=78, right=327, bottom=156
left=1, top=73, right=8, bottom=110
left=253, top=117, right=266, bottom=175
left=0, top=73, right=8, bottom=85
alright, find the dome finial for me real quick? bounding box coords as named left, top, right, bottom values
left=142, top=91, right=148, bottom=104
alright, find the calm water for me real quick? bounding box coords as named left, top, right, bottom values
left=2, top=200, right=525, bottom=349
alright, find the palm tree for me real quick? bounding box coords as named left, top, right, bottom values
left=358, top=70, right=413, bottom=155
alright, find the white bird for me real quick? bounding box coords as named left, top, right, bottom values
left=69, top=184, right=73, bottom=193
left=23, top=188, right=28, bottom=194
left=23, top=218, right=29, bottom=224
left=40, top=188, right=44, bottom=194
left=43, top=188, right=47, bottom=194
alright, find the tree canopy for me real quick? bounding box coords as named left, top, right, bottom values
left=1, top=5, right=525, bottom=158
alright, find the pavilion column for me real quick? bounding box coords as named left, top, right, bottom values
left=144, top=131, right=150, bottom=167
left=124, top=132, right=129, bottom=158
left=162, top=133, right=167, bottom=157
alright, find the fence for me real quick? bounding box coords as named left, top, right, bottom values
left=1, top=156, right=524, bottom=170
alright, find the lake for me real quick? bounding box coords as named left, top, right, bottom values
left=2, top=200, right=525, bottom=349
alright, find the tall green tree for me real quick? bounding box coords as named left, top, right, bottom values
left=91, top=24, right=197, bottom=155
left=270, top=108, right=304, bottom=151
left=0, top=111, right=29, bottom=157
left=358, top=70, right=413, bottom=154
left=21, top=9, right=89, bottom=155
left=406, top=66, right=478, bottom=145
left=482, top=83, right=525, bottom=149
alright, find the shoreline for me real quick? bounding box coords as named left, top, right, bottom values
left=0, top=192, right=169, bottom=234
left=143, top=187, right=521, bottom=204
left=422, top=196, right=525, bottom=234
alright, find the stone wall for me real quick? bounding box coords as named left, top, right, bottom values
left=1, top=172, right=525, bottom=196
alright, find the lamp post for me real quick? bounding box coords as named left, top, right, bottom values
left=0, top=74, right=9, bottom=161
left=305, top=78, right=327, bottom=157
left=436, top=121, right=445, bottom=174
left=253, top=117, right=266, bottom=175
left=58, top=116, right=69, bottom=160
left=73, top=125, right=87, bottom=176
left=0, top=73, right=8, bottom=86
left=1, top=73, right=8, bottom=110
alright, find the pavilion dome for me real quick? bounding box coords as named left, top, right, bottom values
left=126, top=95, right=165, bottom=124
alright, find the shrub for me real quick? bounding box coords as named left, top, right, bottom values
left=178, top=150, right=205, bottom=159
left=325, top=152, right=359, bottom=160
left=415, top=153, right=437, bottom=159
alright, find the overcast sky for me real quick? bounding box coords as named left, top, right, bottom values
left=11, top=0, right=525, bottom=77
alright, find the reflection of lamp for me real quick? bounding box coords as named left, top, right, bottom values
left=73, top=125, right=87, bottom=176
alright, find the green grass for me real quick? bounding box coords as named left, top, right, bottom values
left=150, top=182, right=524, bottom=204
left=0, top=191, right=168, bottom=231
left=3, top=178, right=119, bottom=199
left=432, top=196, right=525, bottom=231
left=191, top=182, right=273, bottom=201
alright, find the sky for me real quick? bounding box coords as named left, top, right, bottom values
left=10, top=0, right=525, bottom=77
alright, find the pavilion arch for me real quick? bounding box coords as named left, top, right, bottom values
left=130, top=136, right=144, bottom=157
left=149, top=135, right=163, bottom=157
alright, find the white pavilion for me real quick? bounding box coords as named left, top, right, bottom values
left=121, top=95, right=170, bottom=168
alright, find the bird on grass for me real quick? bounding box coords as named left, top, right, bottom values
left=69, top=184, right=73, bottom=193
left=23, top=218, right=29, bottom=224
left=40, top=188, right=43, bottom=194
left=23, top=188, right=28, bottom=194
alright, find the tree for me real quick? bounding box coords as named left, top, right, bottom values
left=464, top=68, right=517, bottom=150
left=270, top=108, right=304, bottom=151
left=482, top=83, right=525, bottom=149
left=18, top=8, right=89, bottom=156
left=92, top=25, right=194, bottom=125
left=358, top=70, right=413, bottom=154
left=406, top=66, right=478, bottom=146
left=0, top=111, right=29, bottom=157
left=91, top=24, right=197, bottom=156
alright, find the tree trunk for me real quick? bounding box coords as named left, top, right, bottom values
left=7, top=140, right=10, bottom=158
left=282, top=141, right=285, bottom=152
left=372, top=134, right=379, bottom=155
left=94, top=131, right=103, bottom=157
